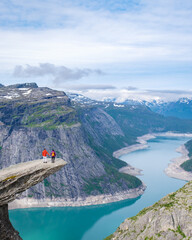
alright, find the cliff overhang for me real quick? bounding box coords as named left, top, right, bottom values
left=0, top=159, right=66, bottom=240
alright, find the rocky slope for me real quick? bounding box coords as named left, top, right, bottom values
left=0, top=158, right=66, bottom=240
left=106, top=181, right=192, bottom=240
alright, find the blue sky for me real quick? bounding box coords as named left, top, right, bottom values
left=0, top=0, right=192, bottom=101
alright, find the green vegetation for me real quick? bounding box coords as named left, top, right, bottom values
left=185, top=140, right=192, bottom=158
left=92, top=143, right=127, bottom=169
left=84, top=128, right=127, bottom=169
left=83, top=163, right=142, bottom=195
left=44, top=179, right=50, bottom=187
left=83, top=176, right=104, bottom=194
left=27, top=194, right=33, bottom=198
left=82, top=128, right=142, bottom=195
left=78, top=107, right=138, bottom=156
left=180, top=139, right=192, bottom=172
left=21, top=103, right=78, bottom=129
left=176, top=225, right=186, bottom=238
left=180, top=159, right=192, bottom=172
left=104, top=234, right=114, bottom=240
left=0, top=99, right=80, bottom=130
left=104, top=163, right=142, bottom=188
left=156, top=233, right=161, bottom=237
left=169, top=192, right=176, bottom=199
left=104, top=105, right=192, bottom=137
left=79, top=107, right=143, bottom=195
left=130, top=194, right=176, bottom=222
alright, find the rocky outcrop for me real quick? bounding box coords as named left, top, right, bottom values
left=0, top=159, right=67, bottom=205
left=0, top=159, right=66, bottom=240
left=107, top=181, right=192, bottom=240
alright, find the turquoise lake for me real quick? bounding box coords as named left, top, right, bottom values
left=9, top=136, right=190, bottom=240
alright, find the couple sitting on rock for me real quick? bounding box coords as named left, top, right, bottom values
left=42, top=149, right=56, bottom=163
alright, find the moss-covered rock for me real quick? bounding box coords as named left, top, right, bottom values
left=106, top=181, right=192, bottom=240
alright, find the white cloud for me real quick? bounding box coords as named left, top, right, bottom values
left=68, top=87, right=192, bottom=103
left=13, top=63, right=104, bottom=83
left=0, top=0, right=192, bottom=69
left=63, top=84, right=116, bottom=91
left=0, top=0, right=192, bottom=92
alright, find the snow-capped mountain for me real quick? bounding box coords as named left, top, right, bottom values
left=147, top=98, right=192, bottom=119
left=67, top=92, right=192, bottom=119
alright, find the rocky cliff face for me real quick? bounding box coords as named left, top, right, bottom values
left=0, top=158, right=66, bottom=240
left=107, top=181, right=192, bottom=240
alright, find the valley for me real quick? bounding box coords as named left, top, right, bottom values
left=0, top=83, right=192, bottom=208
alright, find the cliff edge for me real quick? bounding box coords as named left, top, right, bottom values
left=107, top=181, right=192, bottom=240
left=0, top=159, right=66, bottom=240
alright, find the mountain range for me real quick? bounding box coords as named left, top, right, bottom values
left=1, top=83, right=192, bottom=207
left=68, top=92, right=192, bottom=120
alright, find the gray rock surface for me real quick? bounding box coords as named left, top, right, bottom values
left=0, top=159, right=66, bottom=240
left=0, top=204, right=22, bottom=240
left=0, top=158, right=67, bottom=205
left=80, top=107, right=125, bottom=147
left=108, top=181, right=192, bottom=240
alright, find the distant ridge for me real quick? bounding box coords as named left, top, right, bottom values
left=7, top=82, right=38, bottom=89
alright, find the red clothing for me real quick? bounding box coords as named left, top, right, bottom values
left=42, top=149, right=50, bottom=157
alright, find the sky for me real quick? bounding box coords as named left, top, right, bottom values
left=0, top=0, right=192, bottom=101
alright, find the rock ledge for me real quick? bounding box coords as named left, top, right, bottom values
left=0, top=159, right=66, bottom=240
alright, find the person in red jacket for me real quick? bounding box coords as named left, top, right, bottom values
left=42, top=148, right=50, bottom=163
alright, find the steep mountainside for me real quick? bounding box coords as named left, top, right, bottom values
left=1, top=84, right=192, bottom=206
left=0, top=84, right=143, bottom=206
left=103, top=104, right=192, bottom=137
left=69, top=93, right=192, bottom=135
left=106, top=181, right=192, bottom=240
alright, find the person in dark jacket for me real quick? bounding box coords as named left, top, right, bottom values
left=51, top=149, right=56, bottom=163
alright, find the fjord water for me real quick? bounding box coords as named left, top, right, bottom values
left=9, top=137, right=190, bottom=240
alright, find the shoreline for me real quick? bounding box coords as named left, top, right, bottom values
left=9, top=184, right=146, bottom=210
left=116, top=132, right=192, bottom=178
left=114, top=134, right=156, bottom=176
left=164, top=145, right=192, bottom=181
left=113, top=134, right=155, bottom=159
left=114, top=132, right=192, bottom=159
